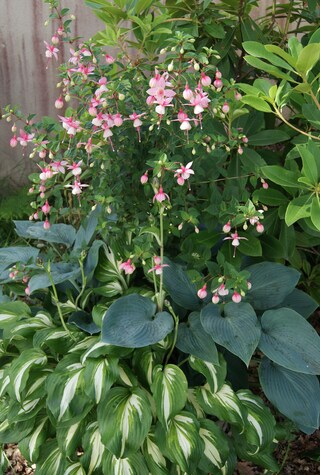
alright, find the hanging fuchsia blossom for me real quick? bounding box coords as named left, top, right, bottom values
left=120, top=259, right=135, bottom=275
left=232, top=291, right=242, bottom=303
left=10, top=135, right=18, bottom=147
left=153, top=187, right=169, bottom=203
left=140, top=173, right=148, bottom=184
left=175, top=162, right=194, bottom=180
left=222, top=221, right=231, bottom=233
left=41, top=200, right=51, bottom=215
left=44, top=41, right=59, bottom=60
left=59, top=116, right=81, bottom=135
left=223, top=232, right=248, bottom=257
left=66, top=180, right=89, bottom=195
left=67, top=161, right=82, bottom=176
left=148, top=256, right=169, bottom=275
left=51, top=160, right=67, bottom=174
left=17, top=130, right=34, bottom=146
left=212, top=293, right=220, bottom=304
left=197, top=284, right=207, bottom=299
left=200, top=72, right=211, bottom=87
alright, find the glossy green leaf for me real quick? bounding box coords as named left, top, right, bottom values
left=259, top=308, right=320, bottom=374
left=198, top=419, right=229, bottom=472
left=248, top=129, right=290, bottom=146
left=259, top=357, right=320, bottom=432
left=200, top=302, right=261, bottom=366
left=243, top=42, right=294, bottom=71
left=188, top=354, right=226, bottom=394
left=245, top=262, right=300, bottom=310
left=297, top=142, right=319, bottom=184
left=101, top=294, right=174, bottom=347
left=311, top=197, right=320, bottom=231
left=261, top=166, right=300, bottom=188
left=103, top=450, right=149, bottom=475
left=176, top=312, right=219, bottom=364
left=285, top=194, right=312, bottom=226
left=97, top=386, right=152, bottom=457
left=241, top=95, right=273, bottom=113
left=264, top=44, right=297, bottom=67
left=296, top=43, right=320, bottom=75
left=152, top=364, right=188, bottom=428
left=244, top=56, right=294, bottom=81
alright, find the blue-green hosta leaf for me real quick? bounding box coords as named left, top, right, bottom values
left=245, top=262, right=300, bottom=310
left=83, top=356, right=119, bottom=403
left=73, top=204, right=101, bottom=249
left=259, top=308, right=320, bottom=374
left=165, top=411, right=203, bottom=473
left=162, top=257, right=201, bottom=311
left=28, top=263, right=81, bottom=293
left=176, top=312, right=219, bottom=364
left=80, top=422, right=106, bottom=474
left=259, top=357, right=320, bottom=432
left=143, top=428, right=170, bottom=475
left=84, top=240, right=105, bottom=282
left=34, top=441, right=66, bottom=475
left=69, top=310, right=100, bottom=335
left=14, top=221, right=76, bottom=247
left=198, top=419, right=229, bottom=473
left=0, top=246, right=39, bottom=274
left=188, top=354, right=226, bottom=393
left=0, top=301, right=31, bottom=328
left=274, top=288, right=318, bottom=319
left=19, top=417, right=48, bottom=463
left=200, top=302, right=261, bottom=366
left=237, top=390, right=276, bottom=453
left=102, top=294, right=174, bottom=347
left=103, top=450, right=149, bottom=475
left=151, top=364, right=188, bottom=428
left=56, top=420, right=84, bottom=457
left=9, top=349, right=47, bottom=403
left=97, top=386, right=152, bottom=457
left=196, top=384, right=246, bottom=428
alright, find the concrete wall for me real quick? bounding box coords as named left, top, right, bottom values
left=0, top=0, right=285, bottom=194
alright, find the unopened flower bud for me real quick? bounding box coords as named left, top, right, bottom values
left=197, top=285, right=207, bottom=299
left=168, top=61, right=174, bottom=72
left=180, top=48, right=184, bottom=54
left=65, top=94, right=71, bottom=102
left=11, top=124, right=17, bottom=133
left=118, top=93, right=125, bottom=101
left=222, top=221, right=231, bottom=233
left=232, top=291, right=241, bottom=303
left=178, top=223, right=183, bottom=231
left=55, top=96, right=64, bottom=109
left=6, top=116, right=11, bottom=122
left=43, top=219, right=50, bottom=230
left=194, top=62, right=200, bottom=71
left=222, top=102, right=230, bottom=114
left=25, top=286, right=31, bottom=296
left=49, top=152, right=54, bottom=159
left=140, top=173, right=148, bottom=184
left=51, top=34, right=59, bottom=44
left=212, top=293, right=219, bottom=304
left=160, top=48, right=167, bottom=54
left=192, top=148, right=196, bottom=155
left=10, top=135, right=18, bottom=148
left=256, top=222, right=264, bottom=233
left=70, top=14, right=76, bottom=20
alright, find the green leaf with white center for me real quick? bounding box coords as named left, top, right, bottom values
left=186, top=389, right=205, bottom=419
left=237, top=389, right=276, bottom=453
left=0, top=418, right=35, bottom=444
left=83, top=356, right=118, bottom=403
left=234, top=438, right=279, bottom=473
left=176, top=312, right=219, bottom=364
left=19, top=417, right=48, bottom=462
left=143, top=428, right=170, bottom=475
left=64, top=463, right=86, bottom=475
left=0, top=301, right=31, bottom=328
left=188, top=354, right=226, bottom=393
left=57, top=420, right=84, bottom=457
left=102, top=294, right=174, bottom=347
left=97, top=386, right=152, bottom=457
left=81, top=421, right=106, bottom=475
left=103, top=450, right=149, bottom=475
left=117, top=362, right=138, bottom=387
left=9, top=349, right=47, bottom=402
left=132, top=348, right=161, bottom=388
left=34, top=441, right=66, bottom=475
left=196, top=383, right=246, bottom=428
left=198, top=419, right=229, bottom=473
left=151, top=364, right=188, bottom=428
left=80, top=340, right=132, bottom=363
left=201, top=302, right=261, bottom=366
left=259, top=308, right=320, bottom=374
left=165, top=411, right=203, bottom=473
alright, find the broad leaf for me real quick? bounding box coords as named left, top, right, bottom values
left=285, top=194, right=312, bottom=227
left=73, top=204, right=101, bottom=249
left=241, top=95, right=273, bottom=113
left=80, top=421, right=105, bottom=474
left=83, top=356, right=118, bottom=403
left=273, top=288, right=318, bottom=319
left=103, top=450, right=149, bottom=475
left=19, top=417, right=48, bottom=462
left=162, top=258, right=201, bottom=311
left=200, top=302, right=261, bottom=366
left=57, top=420, right=84, bottom=457
left=176, top=312, right=219, bottom=364
left=101, top=294, right=174, bottom=347
left=0, top=246, right=39, bottom=274
left=259, top=357, right=320, bottom=432
left=9, top=349, right=47, bottom=403
left=35, top=441, right=66, bottom=475
left=188, top=354, right=226, bottom=393
left=261, top=166, right=300, bottom=188
left=69, top=311, right=100, bottom=335
left=14, top=221, right=76, bottom=247
left=28, top=263, right=81, bottom=293
left=296, top=43, right=320, bottom=75
left=143, top=428, right=170, bottom=475
left=248, top=130, right=290, bottom=146
left=245, top=262, right=300, bottom=310
left=97, top=386, right=152, bottom=457
left=198, top=419, right=229, bottom=472
left=0, top=301, right=31, bottom=328
left=259, top=308, right=320, bottom=374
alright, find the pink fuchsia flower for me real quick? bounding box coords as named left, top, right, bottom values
left=113, top=113, right=123, bottom=127
left=175, top=162, right=194, bottom=180
left=41, top=200, right=51, bottom=215
left=213, top=78, right=223, bottom=89
left=140, top=173, right=148, bottom=184
left=201, top=72, right=211, bottom=87
left=58, top=116, right=81, bottom=136
left=66, top=180, right=89, bottom=195
left=129, top=112, right=145, bottom=142
left=148, top=256, right=169, bottom=275
left=120, top=259, right=135, bottom=275
left=256, top=222, right=264, bottom=233
left=189, top=90, right=210, bottom=115
left=153, top=187, right=170, bottom=203
left=223, top=232, right=248, bottom=257
left=155, top=98, right=174, bottom=116
left=70, top=63, right=95, bottom=77
left=222, top=102, right=230, bottom=114
left=175, top=174, right=185, bottom=186
left=197, top=284, right=207, bottom=299
left=222, top=221, right=231, bottom=233
left=147, top=73, right=176, bottom=104
left=105, top=54, right=115, bottom=64
left=55, top=96, right=64, bottom=109
left=10, top=135, right=18, bottom=147
left=217, top=283, right=229, bottom=296
left=183, top=84, right=194, bottom=101
left=25, top=285, right=31, bottom=296
left=232, top=291, right=242, bottom=303
left=43, top=219, right=51, bottom=230
left=67, top=161, right=83, bottom=176
left=51, top=160, right=67, bottom=174
left=17, top=130, right=34, bottom=146
left=212, top=293, right=220, bottom=304
left=44, top=41, right=59, bottom=60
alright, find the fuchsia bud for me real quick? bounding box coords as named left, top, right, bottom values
left=213, top=78, right=223, bottom=89
left=222, top=102, right=230, bottom=114
left=25, top=286, right=31, bottom=296
left=261, top=178, right=269, bottom=189
left=238, top=146, right=243, bottom=155
left=232, top=291, right=241, bottom=303
left=242, top=136, right=248, bottom=144
left=222, top=221, right=231, bottom=233
left=140, top=173, right=148, bottom=184
left=10, top=135, right=18, bottom=147
left=55, top=96, right=64, bottom=109
left=51, top=34, right=59, bottom=45
left=105, top=54, right=115, bottom=64
left=33, top=212, right=39, bottom=220
left=201, top=73, right=211, bottom=87
left=41, top=200, right=51, bottom=215
left=215, top=70, right=222, bottom=79
left=40, top=192, right=45, bottom=199
left=43, top=219, right=50, bottom=230
left=247, top=281, right=252, bottom=290
left=256, top=222, right=264, bottom=233
left=197, top=284, right=207, bottom=299
left=235, top=92, right=242, bottom=100
left=212, top=293, right=220, bottom=304
left=183, top=84, right=194, bottom=101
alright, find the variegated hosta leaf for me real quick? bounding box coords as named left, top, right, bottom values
left=237, top=389, right=276, bottom=453
left=80, top=340, right=132, bottom=363
left=102, top=450, right=149, bottom=475
left=0, top=446, right=8, bottom=473
left=143, top=428, right=170, bottom=475
left=19, top=417, right=48, bottom=463
left=0, top=301, right=31, bottom=329
left=83, top=356, right=119, bottom=403
left=234, top=439, right=279, bottom=473
left=95, top=245, right=122, bottom=283
left=186, top=389, right=205, bottom=419
left=165, top=411, right=203, bottom=473
left=8, top=349, right=47, bottom=402
left=33, top=327, right=72, bottom=353
left=0, top=417, right=35, bottom=444
left=198, top=419, right=229, bottom=473
left=117, top=363, right=138, bottom=387
left=189, top=354, right=226, bottom=393
left=64, top=463, right=86, bottom=475
left=81, top=421, right=106, bottom=475
left=196, top=383, right=246, bottom=429
left=151, top=364, right=188, bottom=427
left=97, top=386, right=152, bottom=458
left=34, top=440, right=66, bottom=475
left=11, top=311, right=54, bottom=339
left=132, top=348, right=161, bottom=388
left=57, top=420, right=84, bottom=457
left=0, top=368, right=10, bottom=398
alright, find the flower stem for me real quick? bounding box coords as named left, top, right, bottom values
left=158, top=206, right=165, bottom=311
left=165, top=303, right=179, bottom=365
